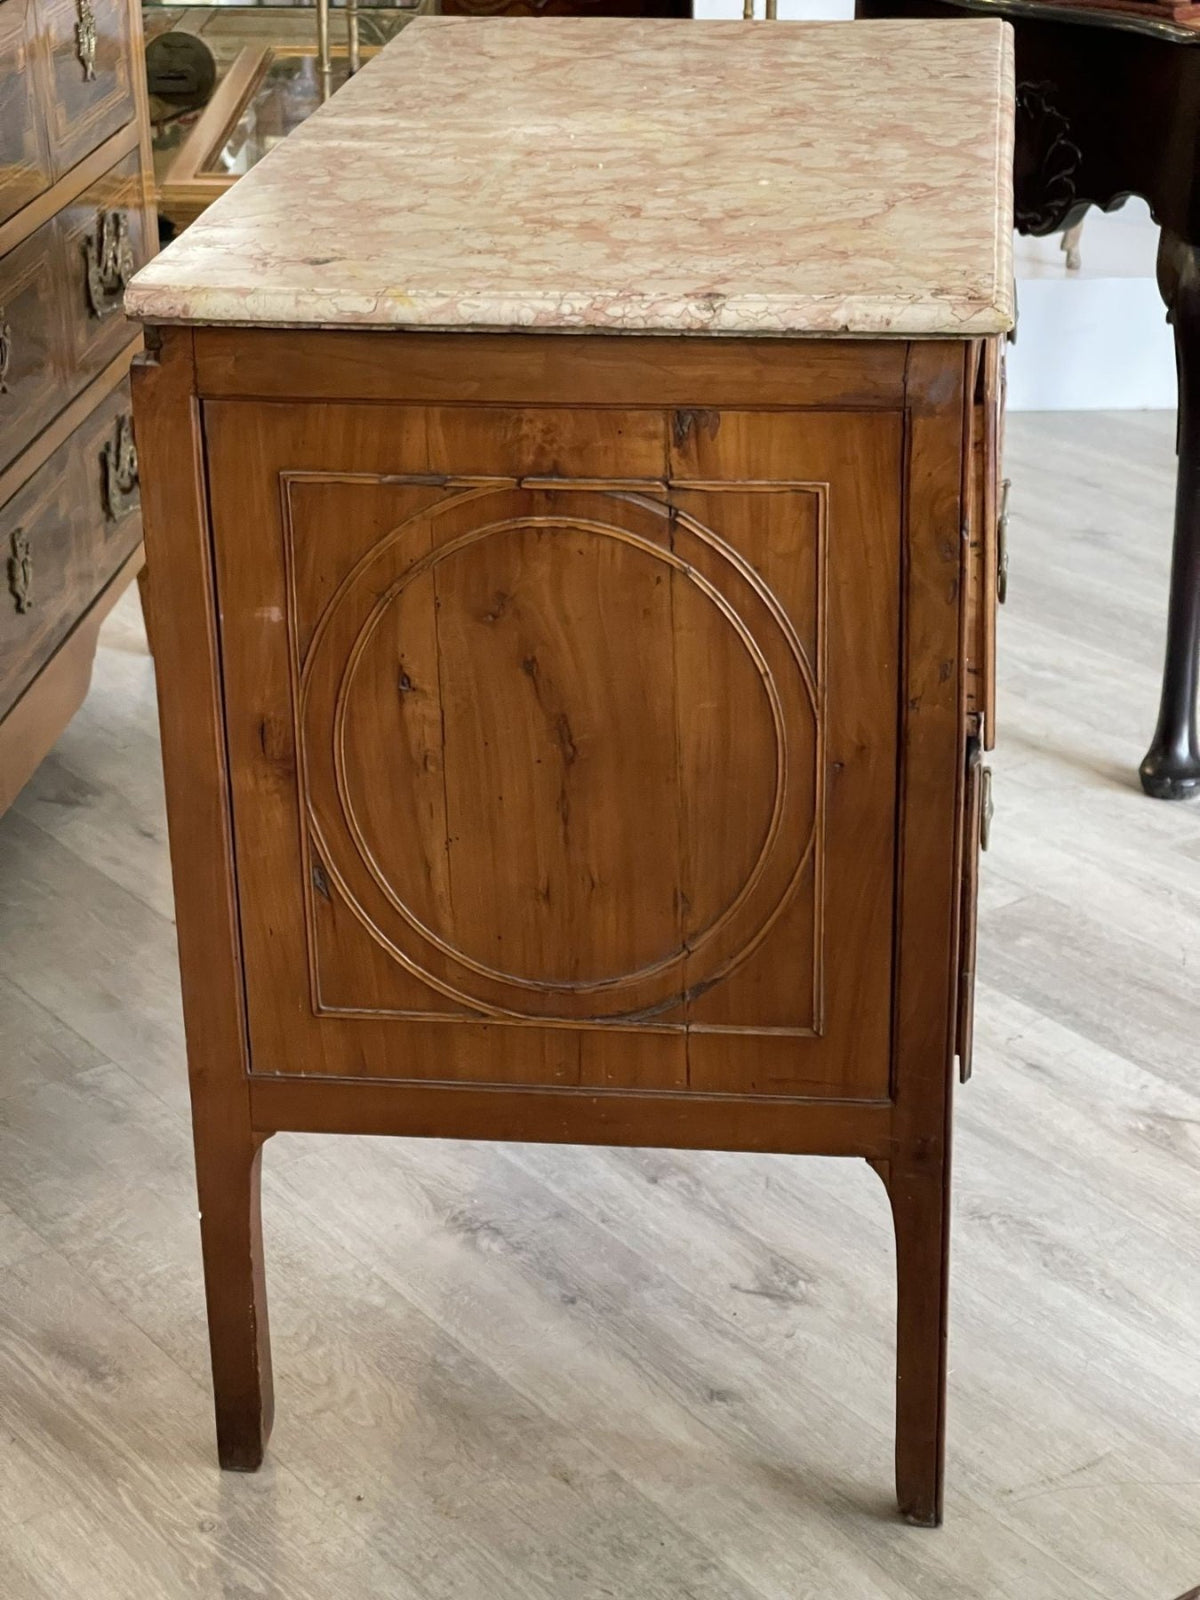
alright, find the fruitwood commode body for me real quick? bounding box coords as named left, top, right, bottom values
left=126, top=17, right=1014, bottom=1527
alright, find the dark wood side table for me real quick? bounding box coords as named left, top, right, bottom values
left=859, top=0, right=1200, bottom=798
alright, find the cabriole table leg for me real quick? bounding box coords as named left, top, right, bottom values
left=1141, top=229, right=1200, bottom=800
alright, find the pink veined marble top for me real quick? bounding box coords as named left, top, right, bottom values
left=126, top=17, right=1015, bottom=339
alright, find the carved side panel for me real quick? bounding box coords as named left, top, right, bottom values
left=207, top=401, right=901, bottom=1099
left=288, top=476, right=822, bottom=1033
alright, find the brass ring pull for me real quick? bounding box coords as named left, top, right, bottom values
left=103, top=414, right=139, bottom=520
left=85, top=211, right=135, bottom=320
left=7, top=527, right=32, bottom=614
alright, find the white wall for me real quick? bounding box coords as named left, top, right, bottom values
left=1008, top=202, right=1173, bottom=411
left=691, top=1, right=1175, bottom=409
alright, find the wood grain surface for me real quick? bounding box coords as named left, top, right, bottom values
left=203, top=395, right=901, bottom=1100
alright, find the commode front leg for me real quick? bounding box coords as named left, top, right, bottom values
left=195, top=1124, right=274, bottom=1471
left=874, top=1159, right=951, bottom=1527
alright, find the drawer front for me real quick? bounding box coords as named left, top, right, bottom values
left=0, top=214, right=64, bottom=472
left=0, top=148, right=148, bottom=475
left=39, top=0, right=136, bottom=178
left=0, top=0, right=54, bottom=227
left=206, top=400, right=902, bottom=1100
left=0, top=380, right=140, bottom=715
left=56, top=147, right=150, bottom=380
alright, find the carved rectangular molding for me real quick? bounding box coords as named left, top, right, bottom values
left=282, top=471, right=827, bottom=1040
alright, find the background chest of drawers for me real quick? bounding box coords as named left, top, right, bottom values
left=0, top=0, right=155, bottom=814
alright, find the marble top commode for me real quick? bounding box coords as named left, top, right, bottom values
left=126, top=17, right=1015, bottom=339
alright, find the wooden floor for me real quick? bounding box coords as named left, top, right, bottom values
left=2, top=410, right=1199, bottom=1598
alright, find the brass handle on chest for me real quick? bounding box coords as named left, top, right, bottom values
left=84, top=211, right=134, bottom=320
left=7, top=527, right=32, bottom=613
left=997, top=477, right=1011, bottom=605
left=979, top=765, right=994, bottom=852
left=103, top=413, right=139, bottom=520
left=75, top=0, right=97, bottom=82
left=0, top=308, right=11, bottom=394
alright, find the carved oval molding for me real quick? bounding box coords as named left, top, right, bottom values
left=299, top=485, right=819, bottom=1021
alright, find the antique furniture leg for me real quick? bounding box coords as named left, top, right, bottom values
left=1141, top=229, right=1200, bottom=799
left=1060, top=218, right=1083, bottom=272
left=195, top=1126, right=274, bottom=1469
left=881, top=1162, right=951, bottom=1527
left=131, top=330, right=274, bottom=1465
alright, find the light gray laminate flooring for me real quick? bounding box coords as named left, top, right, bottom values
left=1, top=411, right=1198, bottom=1599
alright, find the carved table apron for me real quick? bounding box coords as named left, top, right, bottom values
left=859, top=0, right=1200, bottom=798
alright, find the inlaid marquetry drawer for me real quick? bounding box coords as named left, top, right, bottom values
left=40, top=0, right=137, bottom=179
left=0, top=214, right=62, bottom=472
left=0, top=0, right=53, bottom=228
left=56, top=148, right=152, bottom=383
left=0, top=379, right=140, bottom=717
left=0, top=147, right=151, bottom=475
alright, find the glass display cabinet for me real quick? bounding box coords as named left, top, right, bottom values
left=144, top=2, right=414, bottom=229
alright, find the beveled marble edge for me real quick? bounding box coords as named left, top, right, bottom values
left=126, top=287, right=1014, bottom=338
left=991, top=14, right=1017, bottom=336
left=127, top=18, right=1016, bottom=340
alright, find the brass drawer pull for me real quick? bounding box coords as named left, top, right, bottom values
left=7, top=527, right=32, bottom=613
left=997, top=477, right=1011, bottom=604
left=84, top=211, right=134, bottom=320
left=0, top=308, right=10, bottom=393
left=76, top=0, right=97, bottom=82
left=979, top=764, right=994, bottom=851
left=102, top=414, right=139, bottom=520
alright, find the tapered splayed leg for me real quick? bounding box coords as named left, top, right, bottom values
left=874, top=1160, right=951, bottom=1527
left=195, top=1127, right=274, bottom=1470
